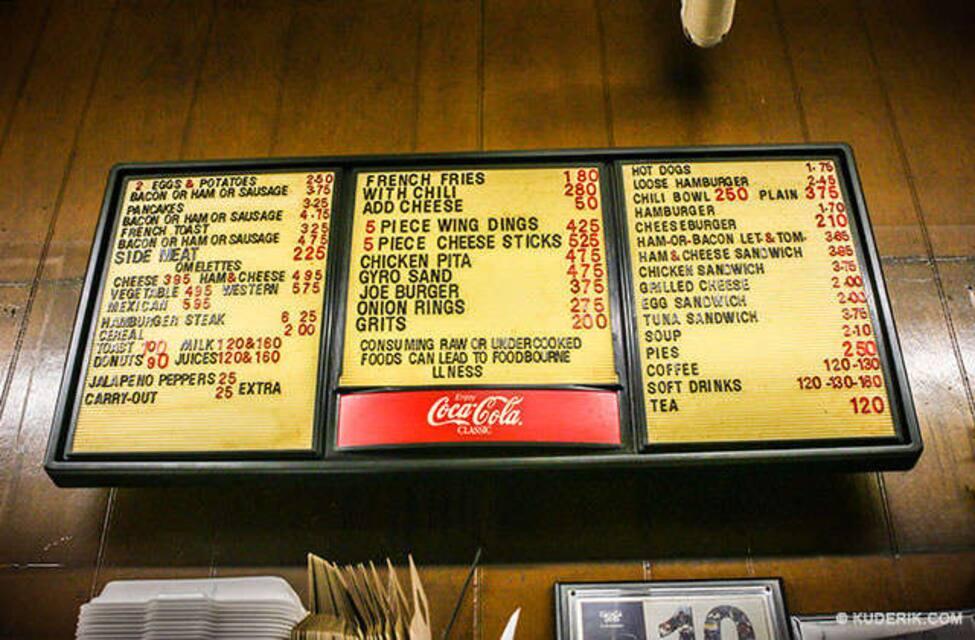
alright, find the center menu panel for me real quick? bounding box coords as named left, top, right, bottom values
left=335, top=166, right=624, bottom=449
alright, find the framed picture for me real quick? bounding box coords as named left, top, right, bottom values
left=556, top=579, right=791, bottom=640
left=792, top=609, right=975, bottom=639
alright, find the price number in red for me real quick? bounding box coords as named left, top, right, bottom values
left=142, top=340, right=169, bottom=369
left=850, top=395, right=886, bottom=414
left=805, top=171, right=841, bottom=200
left=563, top=168, right=600, bottom=210
left=181, top=284, right=212, bottom=310
left=282, top=309, right=318, bottom=337
left=564, top=216, right=608, bottom=330
left=305, top=172, right=334, bottom=196
left=163, top=273, right=191, bottom=286
left=215, top=371, right=236, bottom=400
left=292, top=269, right=324, bottom=294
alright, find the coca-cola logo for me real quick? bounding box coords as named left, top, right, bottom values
left=426, top=394, right=524, bottom=434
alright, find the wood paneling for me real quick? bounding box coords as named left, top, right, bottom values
left=750, top=556, right=902, bottom=613
left=0, top=288, right=27, bottom=394
left=412, top=565, right=477, bottom=639
left=272, top=0, right=421, bottom=157
left=96, top=488, right=217, bottom=573
left=476, top=472, right=666, bottom=561
left=601, top=0, right=803, bottom=147
left=0, top=567, right=93, bottom=638
left=0, top=286, right=29, bottom=520
left=883, top=262, right=975, bottom=550
left=861, top=0, right=975, bottom=257
left=484, top=0, right=608, bottom=149
left=777, top=0, right=925, bottom=257
left=647, top=559, right=750, bottom=581
left=940, top=261, right=975, bottom=419
left=934, top=260, right=975, bottom=499
left=42, top=0, right=214, bottom=283
left=0, top=0, right=115, bottom=284
left=0, top=285, right=109, bottom=566
left=181, top=0, right=296, bottom=160
left=415, top=0, right=481, bottom=152
left=740, top=471, right=891, bottom=556
left=894, top=552, right=975, bottom=610
left=0, top=0, right=50, bottom=151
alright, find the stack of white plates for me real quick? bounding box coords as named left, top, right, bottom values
left=76, top=576, right=307, bottom=639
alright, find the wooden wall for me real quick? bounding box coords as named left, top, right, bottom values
left=0, top=0, right=972, bottom=637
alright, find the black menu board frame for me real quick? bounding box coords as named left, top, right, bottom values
left=326, top=162, right=634, bottom=455
left=53, top=162, right=346, bottom=461
left=44, top=145, right=922, bottom=486
left=611, top=154, right=912, bottom=453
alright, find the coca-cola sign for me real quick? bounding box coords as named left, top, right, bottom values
left=336, top=389, right=620, bottom=448
left=426, top=393, right=523, bottom=435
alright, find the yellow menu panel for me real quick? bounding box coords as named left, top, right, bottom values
left=71, top=170, right=335, bottom=453
left=341, top=167, right=618, bottom=387
left=621, top=159, right=896, bottom=443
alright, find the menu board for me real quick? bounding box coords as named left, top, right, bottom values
left=339, top=166, right=619, bottom=388
left=620, top=158, right=896, bottom=444
left=44, top=146, right=922, bottom=483
left=69, top=170, right=335, bottom=453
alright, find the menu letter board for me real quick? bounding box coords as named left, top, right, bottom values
left=69, top=170, right=335, bottom=454
left=341, top=167, right=618, bottom=387
left=44, top=147, right=922, bottom=485
left=336, top=166, right=622, bottom=448
left=620, top=158, right=897, bottom=444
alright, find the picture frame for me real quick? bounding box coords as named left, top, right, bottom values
left=556, top=579, right=792, bottom=640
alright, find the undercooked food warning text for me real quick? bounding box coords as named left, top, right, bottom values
left=340, top=167, right=619, bottom=387
left=70, top=171, right=334, bottom=453
left=621, top=159, right=896, bottom=443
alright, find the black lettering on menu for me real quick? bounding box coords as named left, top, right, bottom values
left=623, top=159, right=895, bottom=443
left=342, top=167, right=618, bottom=387
left=72, top=171, right=334, bottom=453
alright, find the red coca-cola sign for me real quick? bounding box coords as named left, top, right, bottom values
left=337, top=389, right=620, bottom=448
left=426, top=394, right=524, bottom=429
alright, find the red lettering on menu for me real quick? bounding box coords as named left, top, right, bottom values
left=563, top=168, right=609, bottom=332
left=799, top=160, right=887, bottom=414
